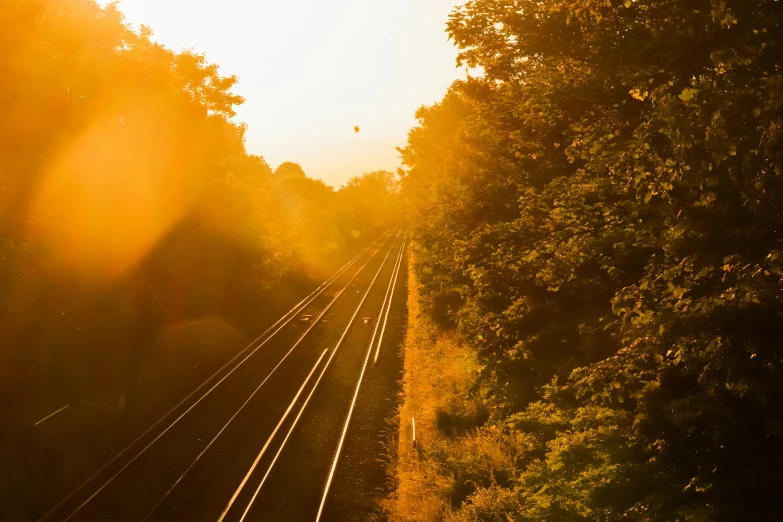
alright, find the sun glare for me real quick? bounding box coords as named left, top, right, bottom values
left=29, top=98, right=202, bottom=280
left=95, top=0, right=462, bottom=186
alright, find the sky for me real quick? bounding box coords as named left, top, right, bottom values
left=97, top=0, right=465, bottom=187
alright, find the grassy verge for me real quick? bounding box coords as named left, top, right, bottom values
left=381, top=253, right=492, bottom=521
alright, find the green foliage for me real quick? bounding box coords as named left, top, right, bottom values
left=338, top=170, right=403, bottom=236
left=0, top=0, right=401, bottom=423
left=402, top=0, right=783, bottom=519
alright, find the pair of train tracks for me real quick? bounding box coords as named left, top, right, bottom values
left=38, top=230, right=407, bottom=522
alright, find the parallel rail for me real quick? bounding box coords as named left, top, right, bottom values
left=39, top=231, right=399, bottom=522
left=220, top=232, right=405, bottom=522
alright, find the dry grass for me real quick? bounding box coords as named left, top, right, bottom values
left=381, top=252, right=484, bottom=522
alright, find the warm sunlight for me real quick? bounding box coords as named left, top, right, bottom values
left=4, top=1, right=783, bottom=521
left=97, top=0, right=463, bottom=187
left=30, top=97, right=202, bottom=280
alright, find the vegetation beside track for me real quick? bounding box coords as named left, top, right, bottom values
left=0, top=3, right=401, bottom=518
left=382, top=255, right=488, bottom=521
left=0, top=0, right=402, bottom=419
left=387, top=0, right=783, bottom=519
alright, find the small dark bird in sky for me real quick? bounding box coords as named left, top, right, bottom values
left=354, top=125, right=360, bottom=134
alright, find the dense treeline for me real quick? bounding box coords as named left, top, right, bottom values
left=0, top=0, right=400, bottom=421
left=400, top=0, right=783, bottom=519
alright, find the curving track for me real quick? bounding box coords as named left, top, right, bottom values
left=39, top=230, right=408, bottom=522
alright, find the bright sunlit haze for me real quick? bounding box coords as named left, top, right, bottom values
left=99, top=0, right=463, bottom=186
left=7, top=1, right=783, bottom=521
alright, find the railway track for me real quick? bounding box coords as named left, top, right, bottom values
left=39, top=230, right=408, bottom=522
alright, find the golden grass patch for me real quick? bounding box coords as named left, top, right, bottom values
left=382, top=250, right=484, bottom=521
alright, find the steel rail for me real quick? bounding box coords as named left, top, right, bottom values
left=220, top=231, right=404, bottom=522
left=232, top=232, right=404, bottom=522
left=366, top=233, right=406, bottom=366
left=373, top=233, right=407, bottom=365
left=34, top=404, right=70, bottom=427
left=139, top=232, right=398, bottom=522
left=38, top=231, right=391, bottom=522
left=315, top=233, right=407, bottom=521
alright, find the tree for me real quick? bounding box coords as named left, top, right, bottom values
left=337, top=170, right=402, bottom=239
left=0, top=3, right=402, bottom=517
left=402, top=0, right=783, bottom=518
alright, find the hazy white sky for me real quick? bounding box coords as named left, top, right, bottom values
left=99, top=0, right=464, bottom=187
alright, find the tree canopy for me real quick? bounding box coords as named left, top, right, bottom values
left=401, top=0, right=783, bottom=519
left=0, top=0, right=401, bottom=460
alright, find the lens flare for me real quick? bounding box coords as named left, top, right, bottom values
left=28, top=99, right=203, bottom=281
